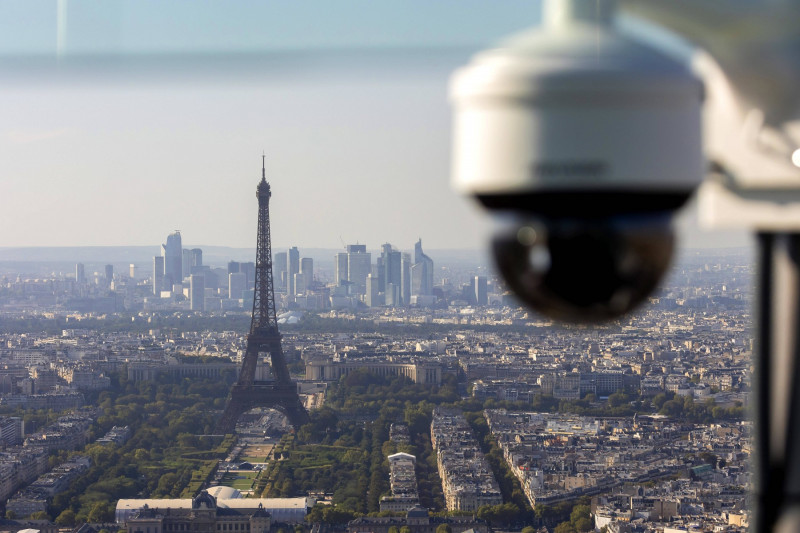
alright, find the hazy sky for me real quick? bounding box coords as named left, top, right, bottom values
left=0, top=0, right=748, bottom=251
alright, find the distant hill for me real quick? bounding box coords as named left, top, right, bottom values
left=0, top=244, right=750, bottom=278
left=0, top=246, right=163, bottom=263
left=0, top=245, right=491, bottom=276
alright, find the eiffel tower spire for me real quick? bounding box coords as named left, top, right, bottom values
left=251, top=153, right=278, bottom=337
left=217, top=157, right=309, bottom=433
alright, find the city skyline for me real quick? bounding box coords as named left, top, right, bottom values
left=0, top=245, right=754, bottom=530
left=0, top=4, right=764, bottom=531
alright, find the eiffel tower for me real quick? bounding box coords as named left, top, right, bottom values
left=217, top=156, right=310, bottom=433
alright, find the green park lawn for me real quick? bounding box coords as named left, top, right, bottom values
left=220, top=471, right=260, bottom=491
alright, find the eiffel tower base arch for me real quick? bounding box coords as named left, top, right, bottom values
left=217, top=383, right=310, bottom=434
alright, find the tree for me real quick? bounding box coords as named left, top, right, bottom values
left=477, top=502, right=521, bottom=526
left=436, top=524, right=452, bottom=533
left=55, top=509, right=77, bottom=526
left=405, top=409, right=431, bottom=436
left=280, top=478, right=295, bottom=497
left=554, top=522, right=576, bottom=533
left=659, top=399, right=684, bottom=417
left=133, top=448, right=150, bottom=462
left=607, top=392, right=626, bottom=408
left=494, top=502, right=522, bottom=524
left=178, top=433, right=198, bottom=448
left=574, top=517, right=592, bottom=532
left=156, top=473, right=180, bottom=497
left=534, top=504, right=552, bottom=520
left=477, top=506, right=495, bottom=524
left=570, top=504, right=591, bottom=524
left=88, top=502, right=115, bottom=523
left=320, top=506, right=357, bottom=524
left=653, top=393, right=669, bottom=410
left=29, top=511, right=51, bottom=521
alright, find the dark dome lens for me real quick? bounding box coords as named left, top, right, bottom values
left=493, top=214, right=674, bottom=322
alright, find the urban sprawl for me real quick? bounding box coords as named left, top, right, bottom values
left=0, top=238, right=753, bottom=533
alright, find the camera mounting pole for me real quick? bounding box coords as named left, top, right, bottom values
left=753, top=232, right=800, bottom=532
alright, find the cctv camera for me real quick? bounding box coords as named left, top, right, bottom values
left=450, top=0, right=704, bottom=322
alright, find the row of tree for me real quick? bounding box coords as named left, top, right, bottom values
left=41, top=371, right=236, bottom=525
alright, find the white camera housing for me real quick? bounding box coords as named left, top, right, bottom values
left=450, top=0, right=704, bottom=321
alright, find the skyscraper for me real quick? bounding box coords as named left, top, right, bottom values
left=190, top=274, right=205, bottom=311
left=335, top=252, right=348, bottom=285
left=386, top=283, right=400, bottom=307
left=474, top=276, right=488, bottom=306
left=401, top=253, right=411, bottom=305
left=300, top=257, right=314, bottom=279
left=299, top=257, right=313, bottom=294
left=366, top=273, right=380, bottom=307
left=273, top=252, right=287, bottom=292
left=240, top=262, right=256, bottom=289
left=229, top=272, right=247, bottom=300
left=200, top=268, right=218, bottom=290
left=153, top=256, right=164, bottom=295
left=346, top=244, right=371, bottom=296
left=104, top=265, right=113, bottom=288
left=75, top=263, right=85, bottom=284
left=411, top=239, right=434, bottom=296
left=162, top=230, right=182, bottom=289
left=182, top=249, right=192, bottom=281
left=376, top=254, right=385, bottom=293
left=129, top=264, right=136, bottom=279
left=287, top=247, right=300, bottom=295
left=382, top=243, right=401, bottom=296
left=191, top=248, right=203, bottom=268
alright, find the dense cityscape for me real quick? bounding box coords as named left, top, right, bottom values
left=5, top=0, right=797, bottom=531
left=1, top=230, right=753, bottom=533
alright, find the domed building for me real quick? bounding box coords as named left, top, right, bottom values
left=117, top=493, right=310, bottom=531
left=206, top=487, right=242, bottom=500
left=119, top=491, right=290, bottom=533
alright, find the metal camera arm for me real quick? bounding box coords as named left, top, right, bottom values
left=622, top=1, right=800, bottom=531
left=619, top=0, right=800, bottom=226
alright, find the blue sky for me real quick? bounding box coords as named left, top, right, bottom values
left=0, top=1, right=747, bottom=251
left=0, top=1, right=540, bottom=55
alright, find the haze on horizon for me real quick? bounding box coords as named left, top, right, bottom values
left=0, top=0, right=748, bottom=252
